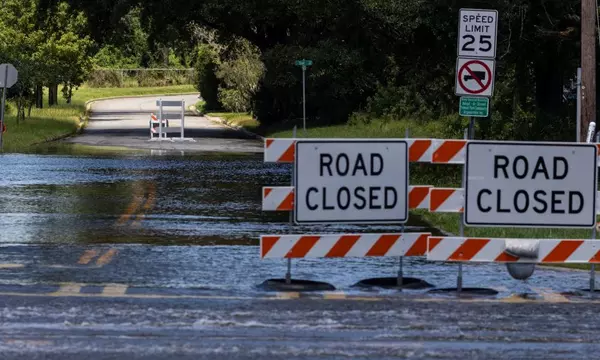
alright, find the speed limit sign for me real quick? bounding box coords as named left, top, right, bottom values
left=458, top=9, right=498, bottom=58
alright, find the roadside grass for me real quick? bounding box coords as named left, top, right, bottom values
left=265, top=118, right=445, bottom=139
left=205, top=111, right=259, bottom=131
left=3, top=84, right=197, bottom=152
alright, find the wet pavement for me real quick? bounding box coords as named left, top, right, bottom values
left=0, top=151, right=598, bottom=358
left=65, top=94, right=262, bottom=153
left=1, top=111, right=600, bottom=360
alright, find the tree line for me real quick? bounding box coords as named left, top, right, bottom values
left=29, top=1, right=590, bottom=141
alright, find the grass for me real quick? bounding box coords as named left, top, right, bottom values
left=266, top=118, right=442, bottom=139
left=205, top=111, right=259, bottom=131
left=2, top=84, right=197, bottom=153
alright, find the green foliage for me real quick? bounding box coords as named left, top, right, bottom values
left=218, top=88, right=246, bottom=112
left=87, top=69, right=123, bottom=87
left=255, top=40, right=376, bottom=127
left=55, top=0, right=587, bottom=142
left=194, top=44, right=222, bottom=111
left=216, top=39, right=264, bottom=112
left=0, top=0, right=94, bottom=120
left=195, top=100, right=207, bottom=114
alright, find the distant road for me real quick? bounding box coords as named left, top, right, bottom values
left=66, top=94, right=262, bottom=153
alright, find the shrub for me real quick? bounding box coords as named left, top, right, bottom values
left=194, top=45, right=221, bottom=111
left=87, top=69, right=123, bottom=88
left=218, top=88, right=247, bottom=112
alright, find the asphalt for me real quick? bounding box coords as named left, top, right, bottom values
left=65, top=94, right=262, bottom=153
left=1, top=95, right=599, bottom=358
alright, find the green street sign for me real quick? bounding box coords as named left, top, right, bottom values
left=459, top=97, right=489, bottom=117
left=295, top=59, right=313, bottom=67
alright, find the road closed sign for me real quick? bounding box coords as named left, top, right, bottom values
left=464, top=141, right=597, bottom=228
left=294, top=140, right=409, bottom=224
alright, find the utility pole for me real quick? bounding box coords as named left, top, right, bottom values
left=581, top=0, right=596, bottom=142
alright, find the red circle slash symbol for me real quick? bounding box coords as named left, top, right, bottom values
left=458, top=60, right=492, bottom=94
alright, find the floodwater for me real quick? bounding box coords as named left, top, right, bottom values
left=1, top=150, right=599, bottom=359
left=0, top=150, right=592, bottom=294
left=0, top=151, right=431, bottom=245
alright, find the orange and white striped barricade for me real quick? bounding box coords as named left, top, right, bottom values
left=429, top=188, right=464, bottom=213
left=261, top=233, right=431, bottom=259
left=427, top=237, right=600, bottom=264
left=264, top=138, right=437, bottom=164
left=431, top=139, right=467, bottom=164
left=262, top=185, right=432, bottom=212
left=149, top=113, right=168, bottom=139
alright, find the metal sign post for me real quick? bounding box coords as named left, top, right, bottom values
left=285, top=126, right=298, bottom=285
left=577, top=68, right=582, bottom=142
left=295, top=59, right=312, bottom=135
left=0, top=63, right=18, bottom=151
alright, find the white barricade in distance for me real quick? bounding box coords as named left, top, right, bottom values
left=149, top=99, right=195, bottom=142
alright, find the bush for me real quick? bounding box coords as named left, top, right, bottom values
left=194, top=45, right=221, bottom=111
left=218, top=88, right=247, bottom=112
left=87, top=70, right=123, bottom=88
left=216, top=39, right=263, bottom=113
left=195, top=100, right=206, bottom=115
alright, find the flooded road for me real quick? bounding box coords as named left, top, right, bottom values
left=0, top=151, right=599, bottom=359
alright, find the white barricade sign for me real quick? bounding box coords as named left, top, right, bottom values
left=464, top=141, right=597, bottom=228
left=294, top=140, right=409, bottom=224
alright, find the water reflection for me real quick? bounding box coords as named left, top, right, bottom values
left=0, top=153, right=434, bottom=245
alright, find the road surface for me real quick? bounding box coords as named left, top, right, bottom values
left=65, top=94, right=262, bottom=153
left=0, top=95, right=598, bottom=358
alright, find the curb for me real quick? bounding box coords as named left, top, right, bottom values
left=203, top=113, right=264, bottom=141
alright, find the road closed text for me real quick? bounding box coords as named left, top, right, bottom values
left=475, top=155, right=584, bottom=214
left=465, top=142, right=597, bottom=227
left=305, top=153, right=398, bottom=211
left=294, top=141, right=409, bottom=224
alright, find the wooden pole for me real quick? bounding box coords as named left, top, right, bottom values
left=581, top=0, right=597, bottom=142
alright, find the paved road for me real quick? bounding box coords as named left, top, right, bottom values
left=65, top=94, right=262, bottom=153
left=2, top=95, right=600, bottom=358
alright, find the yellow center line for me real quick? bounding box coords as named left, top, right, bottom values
left=276, top=292, right=301, bottom=299
left=531, top=287, right=571, bottom=303
left=500, top=294, right=531, bottom=303
left=102, top=284, right=128, bottom=296
left=323, top=291, right=347, bottom=300
left=77, top=249, right=98, bottom=265
left=4, top=339, right=52, bottom=346
left=51, top=283, right=83, bottom=295
left=0, top=263, right=24, bottom=269
left=95, top=249, right=118, bottom=266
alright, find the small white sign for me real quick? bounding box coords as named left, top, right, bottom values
left=465, top=141, right=597, bottom=228
left=0, top=64, right=18, bottom=89
left=455, top=57, right=495, bottom=97
left=294, top=140, right=409, bottom=224
left=458, top=9, right=498, bottom=58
